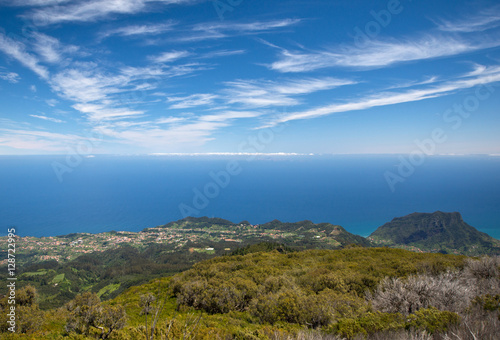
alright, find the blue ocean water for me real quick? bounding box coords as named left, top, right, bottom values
left=0, top=155, right=499, bottom=238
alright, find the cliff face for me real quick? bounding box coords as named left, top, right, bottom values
left=369, top=211, right=500, bottom=254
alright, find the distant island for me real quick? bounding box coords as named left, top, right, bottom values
left=368, top=211, right=500, bottom=255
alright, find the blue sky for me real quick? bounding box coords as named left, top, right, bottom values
left=0, top=0, right=499, bottom=155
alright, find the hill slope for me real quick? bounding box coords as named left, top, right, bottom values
left=368, top=211, right=500, bottom=255
left=5, top=217, right=369, bottom=309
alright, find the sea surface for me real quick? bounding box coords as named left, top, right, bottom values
left=1, top=154, right=499, bottom=238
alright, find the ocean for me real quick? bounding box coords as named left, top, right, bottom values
left=1, top=154, right=499, bottom=238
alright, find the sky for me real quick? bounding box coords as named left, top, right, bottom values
left=0, top=0, right=499, bottom=155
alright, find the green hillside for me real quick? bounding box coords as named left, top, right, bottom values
left=3, top=213, right=500, bottom=312
left=2, top=217, right=369, bottom=310
left=9, top=246, right=497, bottom=339
left=369, top=211, right=500, bottom=255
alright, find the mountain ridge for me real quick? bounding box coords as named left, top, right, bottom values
left=369, top=211, right=500, bottom=254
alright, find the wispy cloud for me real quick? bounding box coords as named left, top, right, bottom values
left=198, top=110, right=262, bottom=122
left=99, top=22, right=176, bottom=40
left=149, top=50, right=191, bottom=63
left=93, top=108, right=263, bottom=151
left=31, top=32, right=79, bottom=63
left=50, top=67, right=129, bottom=104
left=197, top=49, right=245, bottom=59
left=167, top=93, right=218, bottom=109
left=196, top=19, right=301, bottom=33
left=175, top=18, right=301, bottom=42
left=0, top=70, right=20, bottom=83
left=29, top=114, right=65, bottom=123
left=1, top=0, right=71, bottom=6
left=95, top=120, right=227, bottom=151
left=269, top=36, right=498, bottom=72
left=259, top=65, right=500, bottom=127
left=0, top=33, right=49, bottom=79
left=436, top=6, right=500, bottom=32
left=46, top=98, right=59, bottom=106
left=29, top=0, right=195, bottom=25
left=155, top=116, right=186, bottom=124
left=0, top=25, right=220, bottom=151
left=49, top=65, right=161, bottom=122
left=223, top=77, right=356, bottom=108
left=0, top=128, right=92, bottom=152
left=72, top=103, right=145, bottom=121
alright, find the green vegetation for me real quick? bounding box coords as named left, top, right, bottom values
left=1, top=247, right=500, bottom=339
left=97, top=284, right=121, bottom=298
left=0, top=217, right=373, bottom=309
left=2, top=213, right=500, bottom=339
left=369, top=211, right=500, bottom=255
left=0, top=217, right=371, bottom=268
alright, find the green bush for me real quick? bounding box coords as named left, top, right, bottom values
left=406, top=307, right=460, bottom=333
left=327, top=312, right=405, bottom=338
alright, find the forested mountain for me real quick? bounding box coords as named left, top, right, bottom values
left=369, top=211, right=500, bottom=255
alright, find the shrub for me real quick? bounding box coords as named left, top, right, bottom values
left=406, top=307, right=460, bottom=333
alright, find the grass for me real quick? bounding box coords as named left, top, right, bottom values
left=97, top=283, right=121, bottom=298
left=22, top=269, right=48, bottom=277
left=51, top=273, right=65, bottom=284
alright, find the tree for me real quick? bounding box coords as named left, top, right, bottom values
left=140, top=287, right=167, bottom=340
left=0, top=285, right=45, bottom=334
left=140, top=293, right=155, bottom=340
left=65, top=292, right=126, bottom=339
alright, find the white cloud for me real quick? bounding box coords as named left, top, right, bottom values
left=198, top=110, right=262, bottom=122
left=271, top=77, right=357, bottom=95
left=436, top=6, right=500, bottom=32
left=72, top=103, right=144, bottom=121
left=260, top=65, right=500, bottom=127
left=269, top=36, right=498, bottom=72
left=173, top=30, right=227, bottom=43
left=29, top=0, right=195, bottom=25
left=46, top=98, right=59, bottom=106
left=50, top=68, right=128, bottom=103
left=197, top=49, right=245, bottom=59
left=0, top=128, right=92, bottom=152
left=88, top=108, right=261, bottom=151
left=31, top=32, right=79, bottom=63
left=167, top=93, right=218, bottom=109
left=2, top=0, right=71, bottom=6
left=32, top=33, right=62, bottom=63
left=155, top=116, right=186, bottom=124
left=223, top=77, right=356, bottom=108
left=0, top=71, right=20, bottom=83
left=0, top=33, right=49, bottom=79
left=176, top=19, right=300, bottom=42
left=95, top=120, right=228, bottom=151
left=149, top=50, right=191, bottom=63
left=49, top=66, right=164, bottom=122
left=100, top=22, right=176, bottom=39
left=50, top=62, right=200, bottom=108
left=195, top=19, right=301, bottom=33
left=29, top=114, right=64, bottom=123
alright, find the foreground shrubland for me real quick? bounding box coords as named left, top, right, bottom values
left=1, top=247, right=500, bottom=339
